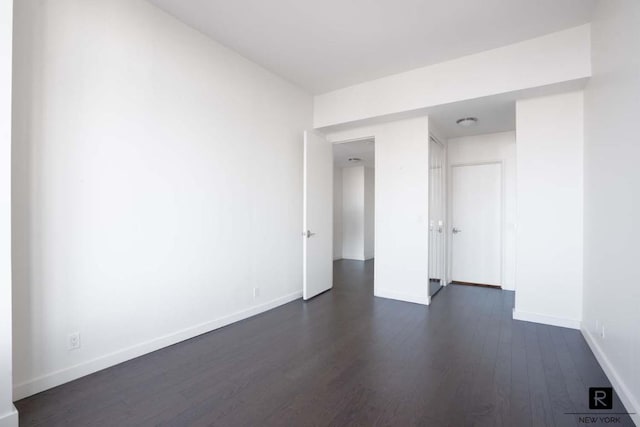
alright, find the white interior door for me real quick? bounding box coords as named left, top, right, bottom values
left=451, top=163, right=502, bottom=286
left=303, top=130, right=333, bottom=300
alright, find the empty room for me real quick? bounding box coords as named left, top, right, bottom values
left=1, top=0, right=639, bottom=426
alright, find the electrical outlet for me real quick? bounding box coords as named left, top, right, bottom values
left=253, top=287, right=260, bottom=298
left=68, top=332, right=81, bottom=350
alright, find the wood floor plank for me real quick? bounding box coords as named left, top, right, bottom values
left=524, top=322, right=556, bottom=426
left=464, top=289, right=503, bottom=426
left=509, top=317, right=533, bottom=426
left=491, top=289, right=513, bottom=427
left=549, top=327, right=590, bottom=415
left=536, top=326, right=578, bottom=427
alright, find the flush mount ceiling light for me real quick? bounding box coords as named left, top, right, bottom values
left=456, top=117, right=478, bottom=127
left=348, top=157, right=362, bottom=163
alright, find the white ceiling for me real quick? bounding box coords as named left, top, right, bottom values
left=148, top=0, right=595, bottom=94
left=428, top=97, right=515, bottom=139
left=334, top=139, right=375, bottom=169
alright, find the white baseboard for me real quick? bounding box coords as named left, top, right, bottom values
left=13, top=291, right=302, bottom=400
left=375, top=289, right=430, bottom=306
left=581, top=327, right=639, bottom=426
left=0, top=407, right=18, bottom=427
left=512, top=309, right=580, bottom=329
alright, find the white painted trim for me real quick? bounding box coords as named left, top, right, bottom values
left=13, top=291, right=302, bottom=400
left=375, top=289, right=430, bottom=306
left=0, top=407, right=18, bottom=427
left=512, top=308, right=580, bottom=329
left=331, top=136, right=375, bottom=146
left=581, top=327, right=639, bottom=426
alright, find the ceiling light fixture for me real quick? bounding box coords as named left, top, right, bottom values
left=456, top=117, right=478, bottom=127
left=348, top=157, right=362, bottom=163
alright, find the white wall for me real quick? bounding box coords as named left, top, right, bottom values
left=335, top=165, right=374, bottom=262
left=11, top=0, right=312, bottom=399
left=333, top=167, right=343, bottom=260
left=328, top=116, right=430, bottom=305
left=513, top=92, right=583, bottom=329
left=583, top=0, right=640, bottom=421
left=447, top=132, right=516, bottom=290
left=341, top=166, right=365, bottom=260
left=314, top=25, right=591, bottom=128
left=1, top=0, right=18, bottom=424
left=364, top=167, right=375, bottom=260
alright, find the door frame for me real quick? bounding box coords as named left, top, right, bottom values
left=447, top=160, right=505, bottom=287
left=304, top=134, right=377, bottom=297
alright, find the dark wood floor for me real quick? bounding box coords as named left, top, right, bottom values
left=16, top=260, right=632, bottom=426
left=428, top=278, right=443, bottom=297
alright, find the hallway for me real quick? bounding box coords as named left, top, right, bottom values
left=16, top=260, right=631, bottom=426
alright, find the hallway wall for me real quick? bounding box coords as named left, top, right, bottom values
left=341, top=166, right=366, bottom=260
left=333, top=167, right=343, bottom=260
left=364, top=167, right=375, bottom=260
left=333, top=165, right=375, bottom=262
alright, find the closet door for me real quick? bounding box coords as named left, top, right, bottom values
left=428, top=137, right=446, bottom=296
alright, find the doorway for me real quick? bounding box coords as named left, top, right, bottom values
left=332, top=139, right=375, bottom=265
left=301, top=130, right=376, bottom=301
left=450, top=162, right=503, bottom=287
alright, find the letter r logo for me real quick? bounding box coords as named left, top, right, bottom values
left=589, top=387, right=612, bottom=410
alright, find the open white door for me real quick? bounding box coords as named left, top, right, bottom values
left=303, top=130, right=333, bottom=300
